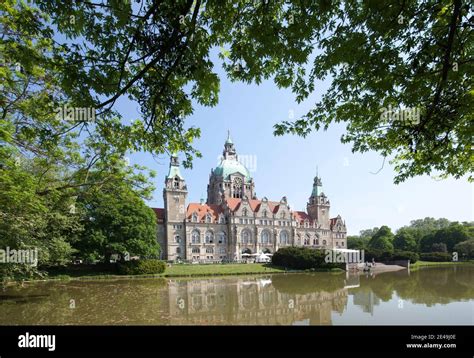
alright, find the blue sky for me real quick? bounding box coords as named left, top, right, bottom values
left=116, top=56, right=473, bottom=236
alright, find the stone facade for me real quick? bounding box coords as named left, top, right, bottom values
left=154, top=133, right=347, bottom=262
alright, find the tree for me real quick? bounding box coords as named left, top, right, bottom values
left=420, top=223, right=472, bottom=252
left=347, top=235, right=369, bottom=250
left=2, top=1, right=472, bottom=183
left=368, top=226, right=394, bottom=252
left=393, top=229, right=418, bottom=252
left=430, top=243, right=448, bottom=253
left=74, top=183, right=160, bottom=263
left=454, top=240, right=474, bottom=259
left=359, top=228, right=379, bottom=239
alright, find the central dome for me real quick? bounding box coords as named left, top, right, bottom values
left=214, top=158, right=251, bottom=182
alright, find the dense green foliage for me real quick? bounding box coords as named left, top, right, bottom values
left=349, top=218, right=473, bottom=263
left=1, top=0, right=472, bottom=183
left=420, top=252, right=453, bottom=262
left=364, top=249, right=419, bottom=263
left=454, top=240, right=474, bottom=259
left=367, top=226, right=395, bottom=252
left=117, top=259, right=166, bottom=275
left=73, top=183, right=160, bottom=263
left=272, top=247, right=344, bottom=270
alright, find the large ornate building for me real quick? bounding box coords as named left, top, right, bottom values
left=153, top=133, right=347, bottom=262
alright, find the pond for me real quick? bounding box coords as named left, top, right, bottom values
left=0, top=266, right=472, bottom=325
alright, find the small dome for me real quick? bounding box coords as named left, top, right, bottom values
left=214, top=158, right=251, bottom=182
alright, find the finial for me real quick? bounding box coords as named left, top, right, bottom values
left=225, top=130, right=233, bottom=144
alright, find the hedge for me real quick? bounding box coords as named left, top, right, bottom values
left=419, top=252, right=453, bottom=262
left=363, top=249, right=419, bottom=263
left=272, top=247, right=344, bottom=270
left=117, top=259, right=166, bottom=275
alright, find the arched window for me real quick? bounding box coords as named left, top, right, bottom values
left=192, top=247, right=200, bottom=254
left=206, top=214, right=212, bottom=223
left=192, top=212, right=198, bottom=223
left=219, top=214, right=225, bottom=224
left=174, top=234, right=181, bottom=243
left=261, top=230, right=270, bottom=244
left=243, top=208, right=248, bottom=217
left=217, top=231, right=226, bottom=244
left=191, top=229, right=200, bottom=244
left=263, top=210, right=268, bottom=218
left=205, top=231, right=214, bottom=244
left=304, top=234, right=310, bottom=245
left=206, top=247, right=214, bottom=254
left=173, top=177, right=179, bottom=189
left=241, top=229, right=251, bottom=244
left=280, top=231, right=289, bottom=245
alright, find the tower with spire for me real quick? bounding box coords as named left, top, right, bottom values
left=307, top=171, right=330, bottom=228
left=163, top=152, right=187, bottom=260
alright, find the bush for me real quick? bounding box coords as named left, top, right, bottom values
left=272, top=247, right=344, bottom=270
left=391, top=250, right=419, bottom=263
left=364, top=249, right=419, bottom=263
left=117, top=259, right=166, bottom=275
left=419, top=252, right=452, bottom=262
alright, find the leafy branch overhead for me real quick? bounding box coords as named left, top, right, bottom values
left=1, top=0, right=472, bottom=184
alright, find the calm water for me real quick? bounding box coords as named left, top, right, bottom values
left=0, top=266, right=473, bottom=325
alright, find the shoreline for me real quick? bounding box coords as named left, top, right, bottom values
left=3, top=261, right=473, bottom=285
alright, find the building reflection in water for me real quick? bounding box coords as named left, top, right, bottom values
left=168, top=276, right=348, bottom=325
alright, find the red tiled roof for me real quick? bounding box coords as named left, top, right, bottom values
left=186, top=203, right=224, bottom=221
left=293, top=211, right=312, bottom=223
left=226, top=198, right=280, bottom=213
left=152, top=208, right=165, bottom=221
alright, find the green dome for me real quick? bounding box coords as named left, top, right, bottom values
left=214, top=158, right=251, bottom=182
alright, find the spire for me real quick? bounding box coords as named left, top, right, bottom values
left=223, top=131, right=236, bottom=159
left=167, top=152, right=183, bottom=179
left=311, top=171, right=323, bottom=197
left=226, top=129, right=233, bottom=144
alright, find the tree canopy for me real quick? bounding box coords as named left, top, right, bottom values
left=1, top=0, right=472, bottom=183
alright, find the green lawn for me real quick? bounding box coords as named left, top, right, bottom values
left=162, top=263, right=287, bottom=277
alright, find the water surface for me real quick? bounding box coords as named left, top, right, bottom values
left=0, top=266, right=472, bottom=325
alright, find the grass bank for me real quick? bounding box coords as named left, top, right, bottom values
left=5, top=263, right=344, bottom=284
left=411, top=260, right=474, bottom=270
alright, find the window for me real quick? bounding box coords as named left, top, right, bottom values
left=219, top=215, right=225, bottom=224
left=192, top=229, right=200, bottom=244
left=341, top=241, right=345, bottom=247
left=323, top=240, right=327, bottom=245
left=218, top=247, right=226, bottom=254
left=174, top=177, right=179, bottom=189
left=243, top=208, right=248, bottom=216
left=176, top=247, right=181, bottom=254
left=313, top=239, right=317, bottom=246
left=280, top=231, right=289, bottom=245
left=192, top=212, right=198, bottom=223
left=241, top=230, right=251, bottom=244
left=263, top=210, right=268, bottom=217
left=174, top=235, right=181, bottom=243
left=261, top=230, right=270, bottom=244
left=192, top=247, right=200, bottom=254
left=206, top=214, right=212, bottom=223
left=304, top=220, right=309, bottom=228
left=205, top=231, right=214, bottom=244
left=206, top=247, right=214, bottom=254
left=218, top=232, right=226, bottom=244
